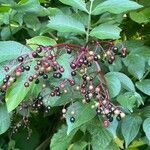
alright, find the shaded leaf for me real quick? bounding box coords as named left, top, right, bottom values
left=121, top=115, right=142, bottom=148
left=107, top=72, right=135, bottom=92
left=66, top=102, right=96, bottom=135
left=50, top=125, right=77, bottom=150
left=123, top=54, right=145, bottom=80
left=105, top=73, right=121, bottom=98
left=143, top=118, right=150, bottom=142
left=136, top=79, right=150, bottom=96
left=0, top=104, right=10, bottom=135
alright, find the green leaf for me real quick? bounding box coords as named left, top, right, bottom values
left=6, top=61, right=36, bottom=112
left=12, top=0, right=42, bottom=13
left=141, top=106, right=150, bottom=118
left=59, top=0, right=88, bottom=12
left=12, top=128, right=40, bottom=150
left=123, top=54, right=145, bottom=80
left=70, top=141, right=87, bottom=150
left=92, top=0, right=142, bottom=15
left=130, top=46, right=150, bottom=57
left=105, top=73, right=121, bottom=98
left=121, top=115, right=142, bottom=148
left=47, top=14, right=86, bottom=34
left=50, top=125, right=77, bottom=150
left=117, top=92, right=143, bottom=112
left=0, top=104, right=10, bottom=135
left=108, top=56, right=122, bottom=72
left=143, top=118, right=150, bottom=142
left=136, top=79, right=150, bottom=96
left=87, top=122, right=113, bottom=150
left=103, top=141, right=120, bottom=150
left=130, top=8, right=150, bottom=24
left=57, top=54, right=73, bottom=79
left=107, top=72, right=135, bottom=92
left=26, top=36, right=56, bottom=49
left=90, top=24, right=121, bottom=39
left=0, top=41, right=31, bottom=63
left=66, top=102, right=96, bottom=135
left=24, top=14, right=41, bottom=31
left=107, top=118, right=118, bottom=138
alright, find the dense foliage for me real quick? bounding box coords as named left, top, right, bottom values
left=0, top=0, right=150, bottom=150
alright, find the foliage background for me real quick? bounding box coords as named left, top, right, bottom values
left=0, top=0, right=150, bottom=150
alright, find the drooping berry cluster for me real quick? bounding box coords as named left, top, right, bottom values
left=0, top=40, right=127, bottom=127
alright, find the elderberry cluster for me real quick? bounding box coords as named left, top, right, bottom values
left=0, top=40, right=127, bottom=127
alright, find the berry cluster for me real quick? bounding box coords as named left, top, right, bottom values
left=0, top=40, right=127, bottom=127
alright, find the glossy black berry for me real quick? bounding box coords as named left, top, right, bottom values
left=38, top=96, right=43, bottom=101
left=108, top=117, right=113, bottom=122
left=70, top=117, right=75, bottom=123
left=56, top=91, right=61, bottom=96
left=39, top=71, right=44, bottom=76
left=112, top=47, right=118, bottom=53
left=50, top=92, right=55, bottom=97
left=55, top=87, right=60, bottom=91
left=71, top=71, right=76, bottom=76
left=56, top=73, right=62, bottom=78
left=82, top=74, right=87, bottom=80
left=3, top=78, right=8, bottom=83
left=108, top=59, right=113, bottom=64
left=116, top=114, right=121, bottom=121
left=94, top=55, right=98, bottom=61
left=96, top=108, right=101, bottom=115
left=83, top=60, right=88, bottom=65
left=121, top=52, right=127, bottom=58
left=18, top=56, right=24, bottom=62
left=25, top=66, right=30, bottom=71
left=43, top=74, right=48, bottom=79
left=66, top=48, right=72, bottom=54
left=35, top=79, right=40, bottom=84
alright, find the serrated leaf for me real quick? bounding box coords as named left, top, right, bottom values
left=0, top=41, right=31, bottom=63
left=12, top=0, right=42, bottom=13
left=123, top=54, right=145, bottom=80
left=92, top=0, right=142, bottom=15
left=0, top=104, right=10, bottom=135
left=136, top=79, right=150, bottom=96
left=6, top=61, right=36, bottom=112
left=66, top=102, right=96, bottom=135
left=90, top=24, right=121, bottom=39
left=87, top=122, right=113, bottom=150
left=108, top=72, right=135, bottom=92
left=108, top=56, right=122, bottom=72
left=143, top=118, right=150, bottom=142
left=26, top=36, right=56, bottom=49
left=117, top=92, right=142, bottom=112
left=105, top=73, right=121, bottom=98
left=70, top=141, right=87, bottom=150
left=57, top=54, right=73, bottom=79
left=130, top=8, right=150, bottom=24
left=50, top=125, right=77, bottom=150
left=121, top=115, right=142, bottom=148
left=59, top=0, right=88, bottom=12
left=107, top=118, right=118, bottom=138
left=47, top=14, right=86, bottom=34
